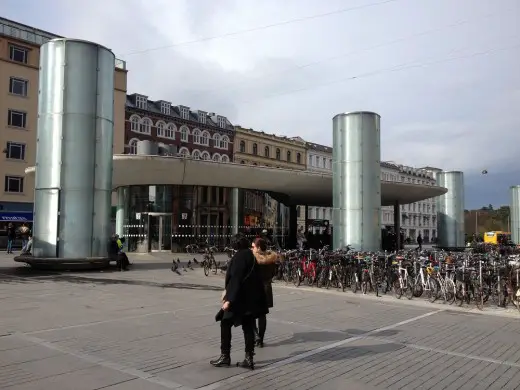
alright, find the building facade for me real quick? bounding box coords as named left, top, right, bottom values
left=233, top=126, right=306, bottom=230
left=0, top=17, right=127, bottom=233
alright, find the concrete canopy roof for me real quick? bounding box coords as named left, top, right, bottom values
left=25, top=155, right=447, bottom=207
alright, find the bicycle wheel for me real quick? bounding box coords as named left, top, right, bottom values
left=405, top=276, right=414, bottom=300
left=428, top=279, right=439, bottom=303
left=212, top=257, right=218, bottom=274
left=393, top=280, right=403, bottom=299
left=361, top=281, right=368, bottom=295
left=444, top=278, right=456, bottom=305
left=203, top=257, right=210, bottom=276
left=351, top=273, right=358, bottom=294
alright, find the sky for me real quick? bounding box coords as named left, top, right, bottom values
left=4, top=0, right=520, bottom=209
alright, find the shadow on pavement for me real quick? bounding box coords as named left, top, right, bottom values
left=288, top=343, right=404, bottom=363
left=33, top=275, right=223, bottom=292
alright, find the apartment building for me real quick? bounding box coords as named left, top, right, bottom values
left=233, top=126, right=307, bottom=228
left=0, top=17, right=128, bottom=216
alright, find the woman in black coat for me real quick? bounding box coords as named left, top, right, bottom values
left=210, top=234, right=268, bottom=370
left=251, top=237, right=278, bottom=347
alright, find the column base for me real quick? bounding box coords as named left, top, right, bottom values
left=14, top=255, right=110, bottom=271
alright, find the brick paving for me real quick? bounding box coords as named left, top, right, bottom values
left=0, top=252, right=519, bottom=389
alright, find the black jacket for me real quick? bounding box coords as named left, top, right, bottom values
left=7, top=227, right=16, bottom=240
left=224, top=249, right=268, bottom=325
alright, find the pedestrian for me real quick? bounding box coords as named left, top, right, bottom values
left=211, top=234, right=268, bottom=370
left=6, top=223, right=16, bottom=254
left=19, top=223, right=30, bottom=252
left=251, top=237, right=278, bottom=348
left=417, top=234, right=423, bottom=251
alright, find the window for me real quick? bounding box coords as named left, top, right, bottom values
left=213, top=133, right=221, bottom=148
left=252, top=143, right=258, bottom=155
left=240, top=141, right=246, bottom=153
left=180, top=107, right=190, bottom=120
left=296, top=153, right=301, bottom=164
left=264, top=146, right=270, bottom=157
left=136, top=95, right=147, bottom=110
left=287, top=151, right=291, bottom=162
left=6, top=142, right=26, bottom=160
left=180, top=126, right=189, bottom=142
left=4, top=176, right=24, bottom=193
left=217, top=116, right=226, bottom=128
left=9, top=45, right=28, bottom=64
left=156, top=121, right=166, bottom=137
left=178, top=147, right=190, bottom=158
left=165, top=123, right=176, bottom=139
left=140, top=118, right=152, bottom=134
left=199, top=111, right=206, bottom=124
left=128, top=139, right=138, bottom=154
left=322, top=157, right=326, bottom=168
left=9, top=77, right=28, bottom=96
left=160, top=102, right=170, bottom=115
left=220, top=135, right=230, bottom=149
left=201, top=131, right=210, bottom=145
left=276, top=148, right=281, bottom=160
left=130, top=115, right=140, bottom=132
left=201, top=151, right=211, bottom=161
left=8, top=110, right=27, bottom=128
left=221, top=155, right=230, bottom=163
left=212, top=153, right=221, bottom=162
left=192, top=150, right=201, bottom=160
left=192, top=129, right=202, bottom=144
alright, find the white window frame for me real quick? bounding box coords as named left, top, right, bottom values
left=136, top=95, right=147, bottom=110
left=165, top=123, right=176, bottom=139
left=128, top=138, right=139, bottom=154
left=212, top=153, right=221, bottom=162
left=129, top=115, right=140, bottom=132
left=9, top=44, right=28, bottom=64
left=201, top=130, right=210, bottom=146
left=220, top=135, right=229, bottom=150
left=156, top=121, right=166, bottom=137
left=8, top=109, right=27, bottom=128
left=201, top=151, right=211, bottom=161
left=4, top=175, right=24, bottom=193
left=180, top=126, right=189, bottom=142
left=178, top=147, right=190, bottom=158
left=160, top=102, right=171, bottom=115
left=6, top=141, right=26, bottom=160
left=199, top=112, right=206, bottom=124
left=9, top=77, right=28, bottom=96
left=192, top=149, right=201, bottom=160
left=192, top=129, right=202, bottom=144
left=213, top=133, right=221, bottom=148
left=217, top=116, right=226, bottom=128
left=181, top=107, right=190, bottom=120
left=140, top=118, right=152, bottom=134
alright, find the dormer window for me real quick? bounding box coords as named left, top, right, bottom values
left=217, top=115, right=226, bottom=129
left=179, top=106, right=190, bottom=120
left=198, top=111, right=206, bottom=124
left=136, top=95, right=148, bottom=110
left=160, top=101, right=171, bottom=115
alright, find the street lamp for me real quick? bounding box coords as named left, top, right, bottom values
left=475, top=170, right=488, bottom=237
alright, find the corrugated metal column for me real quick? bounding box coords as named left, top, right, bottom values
left=332, top=112, right=381, bottom=251
left=436, top=171, right=465, bottom=248
left=510, top=186, right=520, bottom=244
left=115, top=187, right=127, bottom=237
left=33, top=38, right=115, bottom=259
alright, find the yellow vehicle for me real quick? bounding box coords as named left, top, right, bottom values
left=483, top=231, right=511, bottom=245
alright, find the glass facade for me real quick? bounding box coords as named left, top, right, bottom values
left=119, top=185, right=291, bottom=252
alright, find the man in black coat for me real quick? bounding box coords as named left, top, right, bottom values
left=211, top=234, right=268, bottom=370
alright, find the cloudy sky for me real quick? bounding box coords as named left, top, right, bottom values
left=4, top=0, right=520, bottom=208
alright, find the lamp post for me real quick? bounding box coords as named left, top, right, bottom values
left=475, top=169, right=488, bottom=238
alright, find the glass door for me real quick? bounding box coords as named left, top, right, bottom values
left=148, top=213, right=172, bottom=252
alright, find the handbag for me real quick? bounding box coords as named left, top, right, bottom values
left=215, top=255, right=256, bottom=322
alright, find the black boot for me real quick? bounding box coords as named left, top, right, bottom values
left=255, top=338, right=264, bottom=348
left=236, top=352, right=255, bottom=370
left=210, top=354, right=231, bottom=367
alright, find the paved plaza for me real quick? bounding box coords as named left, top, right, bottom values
left=0, top=252, right=520, bottom=390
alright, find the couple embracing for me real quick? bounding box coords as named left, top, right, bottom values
left=211, top=234, right=278, bottom=370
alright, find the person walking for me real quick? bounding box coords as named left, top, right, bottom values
left=251, top=237, right=278, bottom=348
left=211, top=234, right=268, bottom=370
left=6, top=223, right=16, bottom=254
left=417, top=234, right=423, bottom=251
left=19, top=223, right=30, bottom=252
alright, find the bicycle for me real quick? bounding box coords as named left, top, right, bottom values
left=202, top=246, right=219, bottom=276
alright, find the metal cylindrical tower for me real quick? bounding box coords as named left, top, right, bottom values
left=33, top=38, right=115, bottom=259
left=332, top=111, right=381, bottom=251
left=510, top=186, right=520, bottom=244
left=436, top=171, right=465, bottom=248
left=136, top=140, right=158, bottom=155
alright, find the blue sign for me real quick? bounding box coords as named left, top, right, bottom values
left=0, top=212, right=33, bottom=222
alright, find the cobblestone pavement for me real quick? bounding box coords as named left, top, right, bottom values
left=0, top=252, right=519, bottom=390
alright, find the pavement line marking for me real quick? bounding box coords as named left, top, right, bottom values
left=269, top=317, right=520, bottom=369
left=199, top=309, right=443, bottom=390
left=13, top=332, right=194, bottom=390
left=24, top=303, right=218, bottom=335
